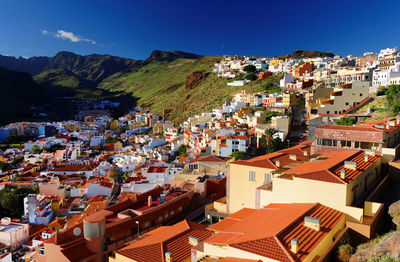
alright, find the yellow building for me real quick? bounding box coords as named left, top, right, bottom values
left=227, top=143, right=310, bottom=214
left=282, top=91, right=300, bottom=107
left=110, top=119, right=119, bottom=130
left=225, top=147, right=384, bottom=239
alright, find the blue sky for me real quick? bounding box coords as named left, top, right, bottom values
left=1, top=0, right=400, bottom=59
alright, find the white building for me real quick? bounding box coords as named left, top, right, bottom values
left=0, top=218, right=29, bottom=251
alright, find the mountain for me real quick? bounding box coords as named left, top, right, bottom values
left=0, top=49, right=295, bottom=124
left=281, top=49, right=335, bottom=59
left=0, top=66, right=49, bottom=124
left=0, top=51, right=140, bottom=83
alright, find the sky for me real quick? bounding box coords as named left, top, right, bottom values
left=1, top=0, right=400, bottom=60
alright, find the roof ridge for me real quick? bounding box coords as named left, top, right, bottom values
left=326, top=169, right=347, bottom=184
left=274, top=235, right=296, bottom=262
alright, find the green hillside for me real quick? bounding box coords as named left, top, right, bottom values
left=34, top=68, right=110, bottom=100
left=100, top=56, right=282, bottom=122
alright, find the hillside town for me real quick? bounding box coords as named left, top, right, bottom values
left=1, top=46, right=400, bottom=262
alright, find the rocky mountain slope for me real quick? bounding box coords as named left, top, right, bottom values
left=280, top=49, right=335, bottom=59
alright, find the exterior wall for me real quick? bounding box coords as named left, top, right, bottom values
left=316, top=82, right=370, bottom=114
left=39, top=183, right=65, bottom=199
left=259, top=158, right=381, bottom=221
left=228, top=163, right=274, bottom=214
left=312, top=128, right=383, bottom=155
left=201, top=243, right=277, bottom=262
left=198, top=161, right=229, bottom=174
left=303, top=215, right=346, bottom=262
left=0, top=223, right=29, bottom=251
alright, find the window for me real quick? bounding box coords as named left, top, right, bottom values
left=322, top=139, right=337, bottom=147
left=158, top=216, right=163, bottom=222
left=178, top=206, right=182, bottom=212
left=355, top=141, right=360, bottom=148
left=170, top=210, right=175, bottom=216
left=249, top=171, right=256, bottom=182
left=145, top=221, right=150, bottom=228
left=39, top=247, right=44, bottom=255
left=341, top=140, right=352, bottom=148
left=264, top=173, right=271, bottom=184
left=317, top=138, right=322, bottom=145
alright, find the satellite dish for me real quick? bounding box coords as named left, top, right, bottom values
left=73, top=227, right=81, bottom=236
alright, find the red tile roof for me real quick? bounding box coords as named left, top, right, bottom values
left=206, top=203, right=344, bottom=262
left=232, top=144, right=310, bottom=169
left=116, top=220, right=213, bottom=262
left=283, top=150, right=380, bottom=184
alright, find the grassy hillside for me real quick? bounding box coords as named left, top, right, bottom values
left=34, top=68, right=111, bottom=100
left=100, top=56, right=282, bottom=122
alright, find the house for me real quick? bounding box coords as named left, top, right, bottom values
left=282, top=91, right=300, bottom=107
left=24, top=194, right=54, bottom=225
left=70, top=179, right=114, bottom=198
left=39, top=178, right=65, bottom=199
left=195, top=203, right=345, bottom=262
left=227, top=144, right=310, bottom=213
left=0, top=217, right=29, bottom=251
left=308, top=81, right=370, bottom=115
left=110, top=220, right=213, bottom=262
left=312, top=117, right=400, bottom=157
left=37, top=188, right=195, bottom=262
left=216, top=134, right=251, bottom=157
left=294, top=62, right=313, bottom=78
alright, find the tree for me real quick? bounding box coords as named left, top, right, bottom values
left=106, top=136, right=119, bottom=144
left=32, top=145, right=43, bottom=154
left=385, top=84, right=400, bottom=114
left=259, top=128, right=283, bottom=154
left=337, top=117, right=356, bottom=126
left=245, top=72, right=257, bottom=81
left=264, top=128, right=277, bottom=142
left=177, top=144, right=188, bottom=158
left=110, top=168, right=122, bottom=182
left=243, top=64, right=256, bottom=73
left=230, top=151, right=246, bottom=161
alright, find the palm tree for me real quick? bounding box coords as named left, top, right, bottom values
left=264, top=128, right=277, bottom=143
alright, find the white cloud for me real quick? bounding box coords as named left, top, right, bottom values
left=41, top=29, right=97, bottom=45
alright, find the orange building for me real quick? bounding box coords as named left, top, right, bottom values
left=37, top=188, right=195, bottom=262
left=294, top=63, right=313, bottom=78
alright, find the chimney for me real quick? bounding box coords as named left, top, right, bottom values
left=189, top=236, right=199, bottom=246
left=291, top=238, right=298, bottom=254
left=289, top=154, right=297, bottom=161
left=304, top=216, right=320, bottom=231
left=148, top=196, right=152, bottom=207
left=344, top=161, right=357, bottom=170
left=364, top=154, right=369, bottom=162
left=340, top=169, right=346, bottom=180
left=165, top=252, right=172, bottom=262
left=276, top=160, right=281, bottom=168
